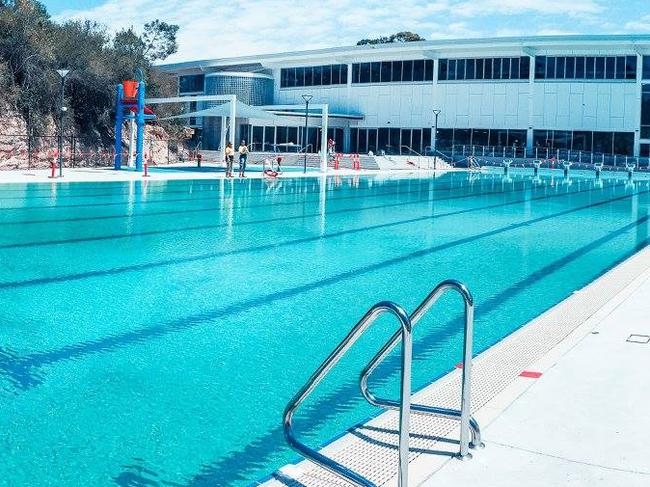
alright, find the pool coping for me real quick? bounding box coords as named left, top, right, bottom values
left=257, top=244, right=650, bottom=486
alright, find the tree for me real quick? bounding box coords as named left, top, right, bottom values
left=357, top=31, right=425, bottom=46
left=142, top=20, right=179, bottom=62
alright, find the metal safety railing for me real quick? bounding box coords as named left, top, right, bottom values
left=283, top=280, right=481, bottom=487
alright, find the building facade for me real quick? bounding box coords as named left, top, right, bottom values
left=159, top=35, right=650, bottom=159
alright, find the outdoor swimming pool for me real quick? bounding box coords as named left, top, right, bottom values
left=1, top=168, right=649, bottom=486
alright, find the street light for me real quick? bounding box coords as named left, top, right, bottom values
left=302, top=94, right=313, bottom=174
left=56, top=69, right=70, bottom=178
left=432, top=109, right=441, bottom=171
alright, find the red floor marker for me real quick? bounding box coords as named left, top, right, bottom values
left=519, top=370, right=542, bottom=379
left=455, top=362, right=464, bottom=369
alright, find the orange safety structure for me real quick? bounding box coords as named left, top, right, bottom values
left=122, top=80, right=139, bottom=99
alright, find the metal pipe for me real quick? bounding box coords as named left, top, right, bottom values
left=283, top=301, right=413, bottom=487
left=359, top=280, right=482, bottom=456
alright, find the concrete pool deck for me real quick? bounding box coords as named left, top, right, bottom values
left=0, top=163, right=457, bottom=184
left=261, top=245, right=650, bottom=486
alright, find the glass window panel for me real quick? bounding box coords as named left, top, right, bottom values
left=484, top=58, right=493, bottom=79
left=553, top=130, right=570, bottom=149
left=377, top=128, right=390, bottom=153
left=535, top=56, right=546, bottom=79
left=422, top=128, right=432, bottom=149
left=494, top=58, right=503, bottom=79
left=381, top=61, right=392, bottom=82
left=413, top=60, right=425, bottom=81
left=643, top=56, right=650, bottom=79
left=520, top=56, right=530, bottom=79
left=532, top=130, right=551, bottom=149
left=511, top=58, right=520, bottom=80
left=555, top=56, right=566, bottom=79
left=546, top=57, right=556, bottom=79
left=287, top=127, right=298, bottom=145
left=252, top=126, right=263, bottom=149
left=466, top=59, right=475, bottom=80
left=575, top=57, right=585, bottom=78
left=179, top=74, right=204, bottom=93
left=400, top=129, right=411, bottom=152
left=331, top=65, right=340, bottom=84
left=592, top=131, right=613, bottom=154
left=472, top=128, right=489, bottom=146
left=457, top=59, right=466, bottom=80
left=425, top=60, right=434, bottom=81
left=358, top=129, right=367, bottom=153
left=605, top=57, right=615, bottom=80
left=276, top=126, right=288, bottom=145
left=476, top=58, right=484, bottom=79
left=389, top=128, right=401, bottom=154
left=436, top=129, right=453, bottom=149
left=586, top=57, right=595, bottom=79
left=503, top=58, right=512, bottom=79
left=448, top=59, right=457, bottom=80
left=350, top=128, right=359, bottom=153
left=280, top=69, right=288, bottom=87
left=565, top=57, right=575, bottom=79
left=402, top=60, right=414, bottom=81
left=615, top=57, right=626, bottom=80
left=595, top=57, right=605, bottom=79
left=322, top=65, right=332, bottom=85
left=304, top=67, right=314, bottom=86
left=368, top=129, right=377, bottom=153
left=411, top=129, right=422, bottom=153
left=454, top=129, right=471, bottom=146
left=360, top=62, right=371, bottom=83
left=313, top=65, right=322, bottom=86
left=438, top=59, right=448, bottom=80
left=295, top=67, right=305, bottom=87
left=264, top=126, right=276, bottom=149
left=392, top=61, right=403, bottom=82
left=508, top=130, right=527, bottom=147
left=571, top=131, right=592, bottom=152
left=352, top=64, right=360, bottom=83
left=641, top=143, right=650, bottom=157
left=341, top=64, right=348, bottom=84
left=371, top=62, right=381, bottom=83
left=613, top=132, right=634, bottom=156
left=627, top=56, right=638, bottom=80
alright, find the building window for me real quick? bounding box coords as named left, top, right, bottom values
left=643, top=56, right=650, bottom=80
left=351, top=58, right=434, bottom=84
left=535, top=55, right=637, bottom=80
left=642, top=84, right=650, bottom=139
left=179, top=75, right=204, bottom=94
left=438, top=57, right=529, bottom=81
left=280, top=64, right=347, bottom=88
left=532, top=130, right=634, bottom=156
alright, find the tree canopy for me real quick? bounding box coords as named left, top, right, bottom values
left=357, top=31, right=425, bottom=46
left=0, top=0, right=179, bottom=143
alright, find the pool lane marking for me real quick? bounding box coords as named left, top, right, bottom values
left=0, top=181, right=639, bottom=292
left=520, top=371, right=543, bottom=378
left=0, top=178, right=624, bottom=251
left=1, top=189, right=648, bottom=401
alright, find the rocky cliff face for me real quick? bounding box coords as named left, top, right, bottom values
left=0, top=106, right=191, bottom=170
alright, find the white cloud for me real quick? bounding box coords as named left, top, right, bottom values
left=54, top=0, right=612, bottom=63
left=624, top=15, right=650, bottom=32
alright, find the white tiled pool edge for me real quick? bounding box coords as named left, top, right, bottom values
left=259, top=245, right=650, bottom=486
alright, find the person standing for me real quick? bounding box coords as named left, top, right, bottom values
left=238, top=140, right=249, bottom=177
left=224, top=142, right=235, bottom=178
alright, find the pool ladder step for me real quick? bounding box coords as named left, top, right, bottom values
left=283, top=280, right=483, bottom=487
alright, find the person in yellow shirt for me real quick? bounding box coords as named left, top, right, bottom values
left=224, top=142, right=234, bottom=178
left=238, top=140, right=249, bottom=177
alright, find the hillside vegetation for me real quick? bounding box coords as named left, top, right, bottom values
left=0, top=0, right=179, bottom=148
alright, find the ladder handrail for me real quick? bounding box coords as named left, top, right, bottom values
left=283, top=301, right=414, bottom=487
left=359, top=279, right=481, bottom=456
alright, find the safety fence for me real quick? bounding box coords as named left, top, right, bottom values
left=0, top=134, right=195, bottom=170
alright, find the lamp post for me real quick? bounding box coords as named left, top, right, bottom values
left=432, top=109, right=441, bottom=170
left=302, top=94, right=313, bottom=174
left=56, top=69, right=70, bottom=178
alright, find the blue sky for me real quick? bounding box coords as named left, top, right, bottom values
left=43, top=0, right=650, bottom=63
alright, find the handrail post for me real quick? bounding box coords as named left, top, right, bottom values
left=459, top=296, right=474, bottom=458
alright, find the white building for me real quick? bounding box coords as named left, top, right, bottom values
left=158, top=35, right=650, bottom=161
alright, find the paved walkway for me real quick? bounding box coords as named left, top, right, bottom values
left=421, top=267, right=650, bottom=486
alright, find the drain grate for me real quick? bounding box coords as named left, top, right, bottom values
left=626, top=334, right=650, bottom=344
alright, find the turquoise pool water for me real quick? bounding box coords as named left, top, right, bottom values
left=1, top=169, right=649, bottom=486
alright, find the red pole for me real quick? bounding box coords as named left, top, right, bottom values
left=143, top=162, right=149, bottom=177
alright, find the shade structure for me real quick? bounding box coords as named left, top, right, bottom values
left=160, top=100, right=276, bottom=121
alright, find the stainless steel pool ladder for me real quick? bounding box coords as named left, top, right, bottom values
left=283, top=280, right=482, bottom=487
